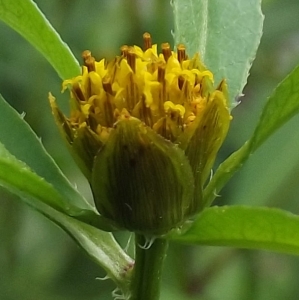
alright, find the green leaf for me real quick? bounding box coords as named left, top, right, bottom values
left=28, top=200, right=133, bottom=294
left=203, top=63, right=299, bottom=208
left=172, top=206, right=299, bottom=256
left=250, top=64, right=299, bottom=151
left=172, top=0, right=264, bottom=107
left=0, top=142, right=133, bottom=292
left=0, top=0, right=80, bottom=79
left=0, top=94, right=93, bottom=212
left=0, top=141, right=70, bottom=213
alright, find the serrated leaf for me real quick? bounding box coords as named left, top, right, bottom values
left=0, top=94, right=93, bottom=212
left=172, top=0, right=264, bottom=107
left=0, top=0, right=80, bottom=79
left=172, top=206, right=299, bottom=256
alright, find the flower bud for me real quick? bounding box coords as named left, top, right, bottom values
left=50, top=33, right=231, bottom=234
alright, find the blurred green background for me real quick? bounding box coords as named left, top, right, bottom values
left=1, top=0, right=299, bottom=299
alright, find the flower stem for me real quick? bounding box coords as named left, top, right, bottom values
left=129, top=234, right=169, bottom=300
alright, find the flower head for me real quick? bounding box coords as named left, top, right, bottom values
left=50, top=33, right=231, bottom=234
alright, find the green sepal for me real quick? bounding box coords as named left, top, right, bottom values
left=178, top=91, right=230, bottom=205
left=91, top=118, right=196, bottom=235
left=50, top=95, right=102, bottom=181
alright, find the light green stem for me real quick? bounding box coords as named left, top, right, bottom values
left=129, top=234, right=169, bottom=300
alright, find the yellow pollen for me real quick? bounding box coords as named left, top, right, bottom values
left=164, top=101, right=185, bottom=118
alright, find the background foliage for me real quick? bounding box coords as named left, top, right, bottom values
left=1, top=0, right=299, bottom=299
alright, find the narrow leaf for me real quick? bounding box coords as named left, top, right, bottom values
left=0, top=94, right=93, bottom=212
left=251, top=64, right=299, bottom=151
left=0, top=0, right=80, bottom=79
left=203, top=63, right=299, bottom=208
left=27, top=199, right=133, bottom=293
left=172, top=0, right=264, bottom=107
left=172, top=206, right=299, bottom=256
left=0, top=142, right=69, bottom=213
left=0, top=142, right=133, bottom=292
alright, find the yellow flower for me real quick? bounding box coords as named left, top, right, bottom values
left=50, top=33, right=231, bottom=234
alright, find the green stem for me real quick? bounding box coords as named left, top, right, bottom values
left=129, top=234, right=169, bottom=300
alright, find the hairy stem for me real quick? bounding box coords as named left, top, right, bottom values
left=128, top=234, right=168, bottom=300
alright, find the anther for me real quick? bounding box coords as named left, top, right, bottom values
left=120, top=45, right=129, bottom=57
left=177, top=44, right=186, bottom=63
left=82, top=50, right=95, bottom=72
left=82, top=50, right=91, bottom=61
left=127, top=47, right=136, bottom=72
left=143, top=32, right=152, bottom=50
left=161, top=43, right=171, bottom=62
left=84, top=56, right=96, bottom=72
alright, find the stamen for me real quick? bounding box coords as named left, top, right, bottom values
left=140, top=94, right=153, bottom=127
left=143, top=32, right=152, bottom=50
left=178, top=75, right=185, bottom=90
left=127, top=47, right=136, bottom=72
left=84, top=56, right=96, bottom=72
left=120, top=45, right=129, bottom=57
left=82, top=50, right=96, bottom=72
left=161, top=43, right=171, bottom=62
left=82, top=50, right=91, bottom=61
left=177, top=44, right=186, bottom=63
left=72, top=83, right=85, bottom=101
left=157, top=63, right=166, bottom=83
left=104, top=99, right=114, bottom=127
left=102, top=80, right=113, bottom=95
